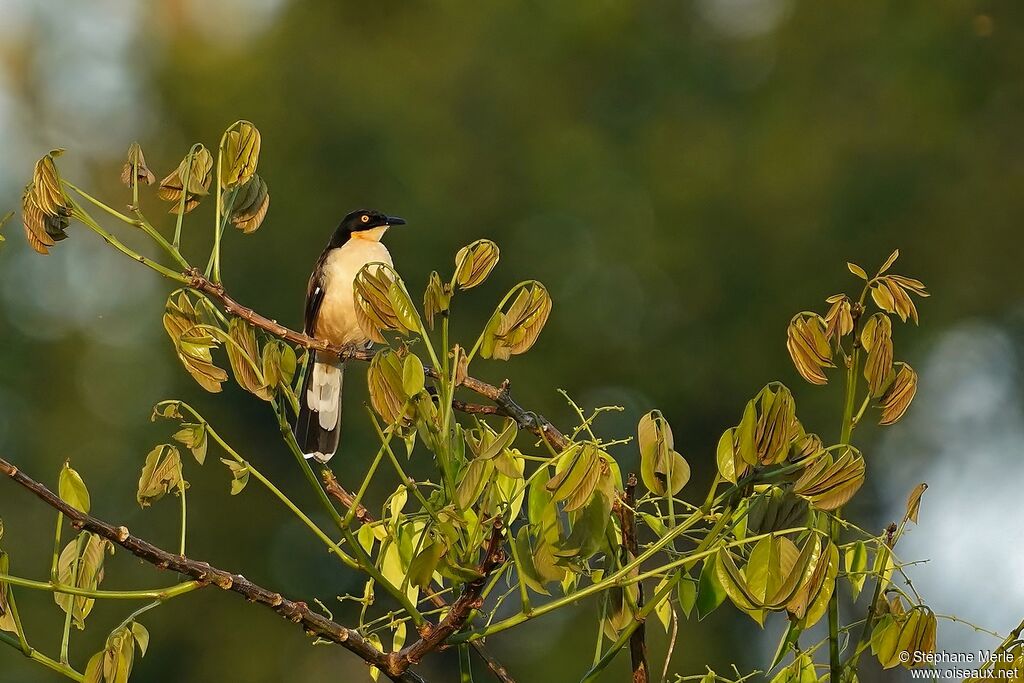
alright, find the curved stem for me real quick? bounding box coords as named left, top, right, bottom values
left=0, top=632, right=84, bottom=682
left=113, top=600, right=163, bottom=635
left=453, top=525, right=819, bottom=644
left=194, top=406, right=358, bottom=570
left=578, top=575, right=675, bottom=683
left=70, top=204, right=188, bottom=283
left=178, top=478, right=188, bottom=556
left=59, top=534, right=85, bottom=664
left=172, top=144, right=204, bottom=251
left=0, top=574, right=199, bottom=601
left=274, top=400, right=349, bottom=533
left=210, top=141, right=225, bottom=282
left=63, top=181, right=190, bottom=270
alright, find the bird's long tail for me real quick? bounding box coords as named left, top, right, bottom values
left=293, top=355, right=344, bottom=463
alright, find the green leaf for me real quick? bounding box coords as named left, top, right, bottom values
left=792, top=447, right=866, bottom=511
left=454, top=239, right=500, bottom=290
left=455, top=458, right=493, bottom=511
left=401, top=354, right=425, bottom=397
left=677, top=573, right=697, bottom=619
left=0, top=551, right=19, bottom=634
left=367, top=349, right=416, bottom=427
left=151, top=401, right=183, bottom=421
left=653, top=575, right=674, bottom=631
left=353, top=264, right=419, bottom=342
left=602, top=583, right=639, bottom=640
left=547, top=444, right=602, bottom=512
left=137, top=445, right=185, bottom=508
left=422, top=271, right=451, bottom=329
left=226, top=318, right=272, bottom=400
left=715, top=547, right=764, bottom=622
left=696, top=556, right=727, bottom=620
left=368, top=632, right=383, bottom=681
left=513, top=526, right=548, bottom=595
left=904, top=482, right=928, bottom=525
left=479, top=282, right=552, bottom=361
left=130, top=621, right=150, bottom=656
left=158, top=145, right=213, bottom=214
left=555, top=466, right=614, bottom=560
left=59, top=462, right=91, bottom=514
left=219, top=458, right=249, bottom=496
left=716, top=428, right=746, bottom=484
left=878, top=249, right=899, bottom=275
left=221, top=121, right=261, bottom=188
left=638, top=410, right=690, bottom=496
left=84, top=651, right=103, bottom=683
left=474, top=419, right=519, bottom=461
left=794, top=541, right=838, bottom=628
left=389, top=487, right=408, bottom=523
left=172, top=423, right=208, bottom=465
left=55, top=533, right=113, bottom=629
left=845, top=540, right=868, bottom=600
left=407, top=541, right=445, bottom=589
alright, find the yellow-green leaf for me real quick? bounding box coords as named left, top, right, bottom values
left=401, top=354, right=425, bottom=397
left=792, top=447, right=865, bottom=511
left=55, top=533, right=113, bottom=629
left=59, top=462, right=90, bottom=514
left=226, top=318, right=272, bottom=400
left=479, top=282, right=552, bottom=361
left=878, top=362, right=917, bottom=425
left=137, top=445, right=184, bottom=508
left=221, top=121, right=261, bottom=188
left=158, top=146, right=213, bottom=214
left=638, top=410, right=690, bottom=496
left=786, top=313, right=834, bottom=385
left=229, top=173, right=269, bottom=233
left=120, top=142, right=155, bottom=187
left=845, top=540, right=868, bottom=600
left=454, top=239, right=500, bottom=290
left=904, top=482, right=928, bottom=525
left=861, top=313, right=893, bottom=397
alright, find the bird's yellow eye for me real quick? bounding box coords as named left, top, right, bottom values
left=361, top=215, right=370, bottom=223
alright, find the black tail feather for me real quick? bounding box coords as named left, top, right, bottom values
left=293, top=359, right=344, bottom=462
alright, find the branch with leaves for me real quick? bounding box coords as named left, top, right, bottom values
left=2, top=121, right=1012, bottom=683
left=0, top=456, right=424, bottom=683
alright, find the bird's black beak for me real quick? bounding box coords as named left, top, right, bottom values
left=386, top=216, right=406, bottom=226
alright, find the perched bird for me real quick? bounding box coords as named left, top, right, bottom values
left=293, top=209, right=406, bottom=462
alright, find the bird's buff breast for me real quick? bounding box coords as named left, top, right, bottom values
left=315, top=238, right=393, bottom=347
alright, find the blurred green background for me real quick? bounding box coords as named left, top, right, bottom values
left=1, top=1, right=1022, bottom=681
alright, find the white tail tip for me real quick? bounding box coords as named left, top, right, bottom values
left=304, top=451, right=333, bottom=464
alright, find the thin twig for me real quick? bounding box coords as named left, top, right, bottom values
left=617, top=474, right=648, bottom=683
left=0, top=456, right=425, bottom=683
left=391, top=520, right=506, bottom=674
left=185, top=269, right=569, bottom=451
left=323, top=470, right=516, bottom=683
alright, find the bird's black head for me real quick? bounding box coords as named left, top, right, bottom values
left=330, top=209, right=406, bottom=247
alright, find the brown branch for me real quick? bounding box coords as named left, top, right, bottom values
left=186, top=269, right=570, bottom=451
left=616, top=474, right=648, bottom=683
left=322, top=470, right=371, bottom=524
left=391, top=520, right=506, bottom=674
left=459, top=378, right=570, bottom=451
left=186, top=269, right=544, bottom=682
left=323, top=470, right=516, bottom=683
left=450, top=400, right=500, bottom=416
left=0, top=456, right=425, bottom=683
